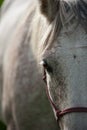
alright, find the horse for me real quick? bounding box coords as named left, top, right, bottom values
left=0, top=0, right=87, bottom=130
left=0, top=0, right=59, bottom=130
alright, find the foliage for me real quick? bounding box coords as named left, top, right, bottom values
left=0, top=0, right=4, bottom=7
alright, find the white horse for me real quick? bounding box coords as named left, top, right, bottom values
left=0, top=0, right=87, bottom=130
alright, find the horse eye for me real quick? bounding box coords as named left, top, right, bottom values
left=40, top=60, right=53, bottom=73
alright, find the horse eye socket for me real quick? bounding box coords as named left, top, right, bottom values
left=40, top=60, right=53, bottom=73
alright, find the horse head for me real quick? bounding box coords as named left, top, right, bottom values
left=39, top=0, right=87, bottom=129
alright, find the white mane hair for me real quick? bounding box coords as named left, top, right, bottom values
left=60, top=0, right=87, bottom=26
left=0, top=0, right=35, bottom=61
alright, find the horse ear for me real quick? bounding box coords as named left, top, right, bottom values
left=39, top=0, right=60, bottom=22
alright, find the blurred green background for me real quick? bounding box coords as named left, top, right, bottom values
left=0, top=121, right=6, bottom=130
left=0, top=0, right=4, bottom=7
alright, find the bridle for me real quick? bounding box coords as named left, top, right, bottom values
left=43, top=68, right=87, bottom=121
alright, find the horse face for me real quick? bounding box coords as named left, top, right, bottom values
left=39, top=0, right=87, bottom=129
left=41, top=23, right=87, bottom=129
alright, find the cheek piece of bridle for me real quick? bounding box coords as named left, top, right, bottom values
left=43, top=68, right=87, bottom=121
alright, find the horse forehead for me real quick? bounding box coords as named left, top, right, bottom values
left=42, top=25, right=87, bottom=60
left=53, top=25, right=87, bottom=50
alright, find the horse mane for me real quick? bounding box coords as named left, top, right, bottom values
left=59, top=0, right=87, bottom=26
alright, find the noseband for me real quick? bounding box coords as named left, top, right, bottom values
left=43, top=68, right=87, bottom=121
